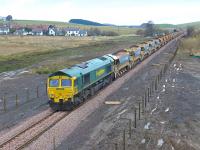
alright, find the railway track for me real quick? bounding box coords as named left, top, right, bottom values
left=0, top=111, right=69, bottom=150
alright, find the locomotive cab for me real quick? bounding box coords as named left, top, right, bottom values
left=47, top=74, right=78, bottom=105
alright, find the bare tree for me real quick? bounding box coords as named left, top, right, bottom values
left=186, top=26, right=195, bottom=37
left=6, top=15, right=12, bottom=21
left=144, top=21, right=155, bottom=37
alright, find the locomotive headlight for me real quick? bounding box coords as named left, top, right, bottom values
left=50, top=94, right=54, bottom=97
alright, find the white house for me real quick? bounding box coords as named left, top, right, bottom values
left=79, top=30, right=87, bottom=37
left=14, top=29, right=24, bottom=35
left=0, top=26, right=9, bottom=35
left=49, top=28, right=55, bottom=36
left=65, top=28, right=87, bottom=37
left=13, top=28, right=33, bottom=36
left=48, top=25, right=56, bottom=36
left=32, top=28, right=43, bottom=36
left=0, top=17, right=6, bottom=21
left=65, top=28, right=79, bottom=36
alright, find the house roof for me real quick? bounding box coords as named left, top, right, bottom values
left=64, top=28, right=80, bottom=31
left=79, top=30, right=87, bottom=34
left=32, top=28, right=43, bottom=32
left=0, top=26, right=9, bottom=30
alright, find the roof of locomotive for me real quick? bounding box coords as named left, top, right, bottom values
left=49, top=55, right=114, bottom=78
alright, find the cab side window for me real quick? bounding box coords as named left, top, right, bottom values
left=84, top=73, right=90, bottom=85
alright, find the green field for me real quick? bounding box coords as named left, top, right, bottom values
left=178, top=21, right=200, bottom=28
left=155, top=21, right=200, bottom=29
left=0, top=35, right=147, bottom=74
left=178, top=36, right=200, bottom=57
left=156, top=24, right=177, bottom=29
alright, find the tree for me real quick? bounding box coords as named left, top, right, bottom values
left=6, top=15, right=12, bottom=21
left=9, top=28, right=16, bottom=34
left=187, top=26, right=195, bottom=37
left=24, top=27, right=32, bottom=32
left=136, top=29, right=145, bottom=36
left=144, top=21, right=155, bottom=37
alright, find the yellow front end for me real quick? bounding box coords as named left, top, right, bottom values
left=47, top=76, right=78, bottom=103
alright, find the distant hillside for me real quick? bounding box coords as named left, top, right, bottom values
left=156, top=24, right=177, bottom=29
left=69, top=19, right=106, bottom=26
left=177, top=21, right=200, bottom=28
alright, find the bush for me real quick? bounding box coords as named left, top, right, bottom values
left=136, top=29, right=145, bottom=36
left=87, top=28, right=118, bottom=36
left=87, top=28, right=101, bottom=36
left=187, top=26, right=195, bottom=37
left=101, top=31, right=119, bottom=36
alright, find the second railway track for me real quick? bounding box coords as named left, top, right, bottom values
left=0, top=111, right=69, bottom=150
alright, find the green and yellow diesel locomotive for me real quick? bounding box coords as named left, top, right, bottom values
left=47, top=32, right=182, bottom=111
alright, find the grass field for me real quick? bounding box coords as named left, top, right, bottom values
left=156, top=24, right=177, bottom=29
left=0, top=35, right=147, bottom=74
left=155, top=21, right=200, bottom=29
left=0, top=36, right=123, bottom=56
left=178, top=35, right=200, bottom=58
left=178, top=21, right=200, bottom=28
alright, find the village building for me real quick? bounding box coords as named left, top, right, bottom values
left=0, top=26, right=10, bottom=35
left=32, top=28, right=43, bottom=36
left=65, top=28, right=88, bottom=37
left=48, top=25, right=56, bottom=36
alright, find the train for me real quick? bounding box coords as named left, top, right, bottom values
left=47, top=31, right=182, bottom=111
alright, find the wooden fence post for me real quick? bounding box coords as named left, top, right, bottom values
left=123, top=129, right=126, bottom=150
left=3, top=94, right=6, bottom=112
left=37, top=86, right=39, bottom=98
left=129, top=120, right=132, bottom=138
left=53, top=136, right=56, bottom=150
left=134, top=109, right=137, bottom=128
left=15, top=94, right=18, bottom=107
left=114, top=143, right=118, bottom=150
left=26, top=89, right=29, bottom=101
left=139, top=102, right=141, bottom=120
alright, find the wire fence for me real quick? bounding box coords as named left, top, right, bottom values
left=0, top=83, right=47, bottom=113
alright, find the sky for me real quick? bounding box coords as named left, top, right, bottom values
left=1, top=0, right=200, bottom=25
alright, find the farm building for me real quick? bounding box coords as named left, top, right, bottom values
left=13, top=28, right=33, bottom=36
left=65, top=28, right=87, bottom=37
left=48, top=25, right=56, bottom=36
left=0, top=26, right=9, bottom=35
left=32, top=28, right=43, bottom=36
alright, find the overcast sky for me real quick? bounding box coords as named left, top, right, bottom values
left=1, top=0, right=200, bottom=25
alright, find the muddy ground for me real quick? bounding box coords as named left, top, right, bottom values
left=57, top=40, right=200, bottom=150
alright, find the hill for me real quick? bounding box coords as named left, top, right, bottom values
left=69, top=19, right=106, bottom=26
left=177, top=21, right=200, bottom=28
left=156, top=24, right=177, bottom=29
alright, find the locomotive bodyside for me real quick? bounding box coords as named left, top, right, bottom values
left=47, top=32, right=182, bottom=110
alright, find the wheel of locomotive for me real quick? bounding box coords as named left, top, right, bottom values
left=62, top=101, right=75, bottom=111
left=90, top=87, right=95, bottom=96
left=50, top=105, right=59, bottom=111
